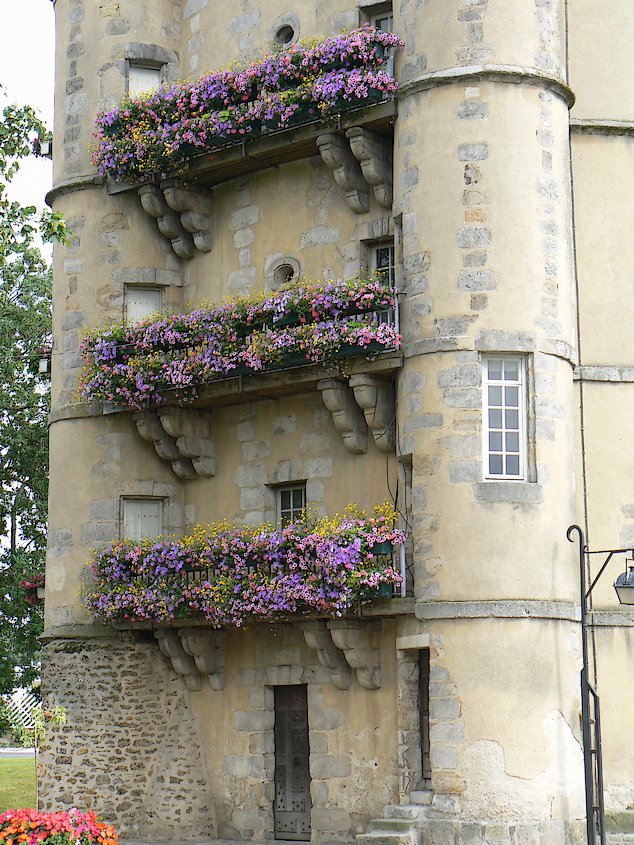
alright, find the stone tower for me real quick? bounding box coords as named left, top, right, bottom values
left=41, top=0, right=633, bottom=842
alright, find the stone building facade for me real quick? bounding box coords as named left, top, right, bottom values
left=41, top=1, right=634, bottom=844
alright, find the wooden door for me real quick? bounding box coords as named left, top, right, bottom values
left=274, top=685, right=311, bottom=840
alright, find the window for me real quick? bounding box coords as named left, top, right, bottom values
left=125, top=286, right=161, bottom=324
left=128, top=63, right=162, bottom=97
left=482, top=357, right=527, bottom=480
left=373, top=242, right=395, bottom=286
left=122, top=498, right=163, bottom=540
left=277, top=484, right=306, bottom=528
left=371, top=10, right=393, bottom=32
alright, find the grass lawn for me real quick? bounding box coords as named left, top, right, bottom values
left=0, top=757, right=37, bottom=813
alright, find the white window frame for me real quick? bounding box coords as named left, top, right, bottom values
left=121, top=497, right=164, bottom=541
left=124, top=285, right=162, bottom=325
left=482, top=356, right=527, bottom=481
left=276, top=484, right=306, bottom=528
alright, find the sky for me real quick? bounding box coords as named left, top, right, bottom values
left=0, top=1, right=56, bottom=210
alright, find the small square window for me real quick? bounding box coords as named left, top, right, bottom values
left=482, top=356, right=527, bottom=481
left=277, top=484, right=306, bottom=528
left=125, top=286, right=162, bottom=325
left=122, top=498, right=164, bottom=541
left=128, top=64, right=162, bottom=97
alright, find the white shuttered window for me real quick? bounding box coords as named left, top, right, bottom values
left=128, top=65, right=162, bottom=97
left=122, top=499, right=164, bottom=541
left=125, top=286, right=162, bottom=325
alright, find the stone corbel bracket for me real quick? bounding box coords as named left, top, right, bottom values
left=158, top=407, right=215, bottom=478
left=316, top=132, right=370, bottom=214
left=349, top=375, right=396, bottom=452
left=138, top=184, right=195, bottom=260
left=155, top=630, right=203, bottom=691
left=328, top=620, right=382, bottom=690
left=303, top=621, right=352, bottom=690
left=346, top=127, right=393, bottom=209
left=161, top=178, right=213, bottom=253
left=317, top=378, right=368, bottom=454
left=179, top=628, right=226, bottom=691
left=134, top=409, right=215, bottom=480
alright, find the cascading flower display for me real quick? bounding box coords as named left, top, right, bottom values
left=79, top=275, right=400, bottom=409
left=86, top=505, right=406, bottom=628
left=0, top=808, right=118, bottom=845
left=92, top=26, right=404, bottom=182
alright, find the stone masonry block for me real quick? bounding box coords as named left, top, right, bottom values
left=310, top=755, right=352, bottom=779
left=457, top=227, right=490, bottom=248
left=430, top=697, right=461, bottom=720
left=458, top=270, right=495, bottom=291
left=234, top=710, right=275, bottom=732
left=309, top=707, right=342, bottom=731
left=458, top=143, right=488, bottom=161
left=311, top=808, right=351, bottom=832
left=430, top=721, right=465, bottom=743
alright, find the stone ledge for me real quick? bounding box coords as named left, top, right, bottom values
left=473, top=481, right=543, bottom=505
left=40, top=623, right=120, bottom=643
left=113, top=599, right=415, bottom=632
left=588, top=610, right=634, bottom=627
left=416, top=599, right=579, bottom=622
left=399, top=64, right=575, bottom=108
left=45, top=174, right=104, bottom=207
left=571, top=118, right=634, bottom=137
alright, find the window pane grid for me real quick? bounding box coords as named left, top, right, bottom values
left=483, top=357, right=525, bottom=480
left=278, top=485, right=306, bottom=528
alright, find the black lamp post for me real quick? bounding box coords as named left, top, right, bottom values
left=567, top=525, right=634, bottom=845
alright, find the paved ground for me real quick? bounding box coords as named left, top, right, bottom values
left=0, top=747, right=35, bottom=759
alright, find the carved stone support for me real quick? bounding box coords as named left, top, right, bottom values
left=154, top=630, right=203, bottom=691
left=346, top=127, right=393, bottom=209
left=138, top=184, right=195, bottom=259
left=328, top=620, right=382, bottom=690
left=134, top=409, right=215, bottom=479
left=158, top=408, right=215, bottom=478
left=349, top=375, right=396, bottom=452
left=316, top=132, right=370, bottom=214
left=179, top=629, right=226, bottom=690
left=161, top=178, right=213, bottom=253
left=317, top=378, right=368, bottom=454
left=302, top=621, right=352, bottom=690
left=134, top=411, right=197, bottom=479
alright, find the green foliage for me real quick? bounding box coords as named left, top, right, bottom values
left=0, top=757, right=37, bottom=813
left=0, top=90, right=67, bottom=695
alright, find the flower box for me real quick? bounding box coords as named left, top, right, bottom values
left=80, top=275, right=400, bottom=409
left=371, top=541, right=393, bottom=555
left=87, top=505, right=406, bottom=627
left=92, top=26, right=404, bottom=183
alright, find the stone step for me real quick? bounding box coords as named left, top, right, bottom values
left=369, top=818, right=417, bottom=833
left=384, top=804, right=429, bottom=821
left=409, top=790, right=434, bottom=806
left=357, top=831, right=417, bottom=845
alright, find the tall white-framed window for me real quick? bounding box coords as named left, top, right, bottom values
left=121, top=497, right=164, bottom=540
left=125, top=285, right=162, bottom=325
left=277, top=484, right=306, bottom=528
left=128, top=63, right=163, bottom=97
left=482, top=356, right=527, bottom=481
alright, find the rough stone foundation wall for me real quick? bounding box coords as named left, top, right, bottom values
left=40, top=633, right=214, bottom=840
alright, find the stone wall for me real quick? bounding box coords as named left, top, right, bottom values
left=40, top=632, right=214, bottom=840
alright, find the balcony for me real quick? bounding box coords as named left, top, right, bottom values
left=97, top=27, right=403, bottom=256
left=81, top=277, right=403, bottom=476
left=87, top=509, right=412, bottom=690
